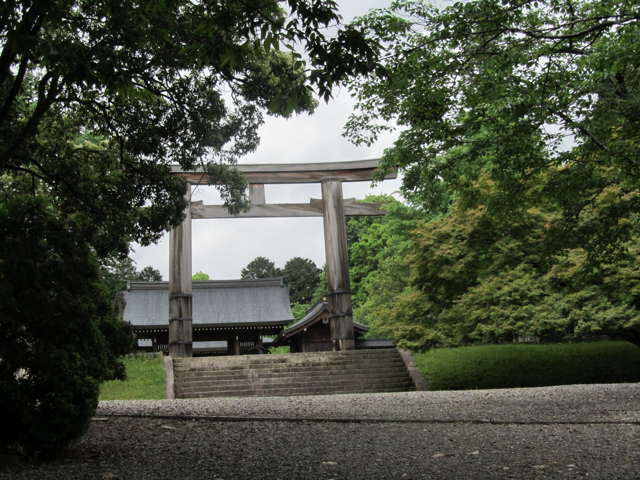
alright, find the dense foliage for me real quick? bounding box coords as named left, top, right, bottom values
left=406, top=184, right=640, bottom=348
left=192, top=271, right=211, bottom=281
left=346, top=185, right=640, bottom=349
left=241, top=255, right=321, bottom=319
left=0, top=190, right=130, bottom=457
left=414, top=341, right=640, bottom=391
left=345, top=195, right=422, bottom=332
left=281, top=257, right=321, bottom=304
left=349, top=0, right=640, bottom=234
left=100, top=254, right=162, bottom=300
left=0, top=0, right=377, bottom=456
left=342, top=0, right=640, bottom=349
left=241, top=256, right=281, bottom=280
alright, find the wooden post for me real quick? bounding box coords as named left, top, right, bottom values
left=169, top=183, right=193, bottom=357
left=249, top=184, right=265, bottom=205
left=228, top=335, right=240, bottom=355
left=321, top=179, right=355, bottom=350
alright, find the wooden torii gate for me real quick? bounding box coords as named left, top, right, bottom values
left=168, top=159, right=396, bottom=357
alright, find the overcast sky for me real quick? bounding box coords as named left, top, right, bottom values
left=132, top=1, right=419, bottom=279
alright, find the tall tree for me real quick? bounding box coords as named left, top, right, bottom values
left=281, top=257, right=321, bottom=305
left=99, top=254, right=162, bottom=302
left=347, top=0, right=640, bottom=256
left=345, top=196, right=424, bottom=334
left=347, top=196, right=422, bottom=307
left=138, top=266, right=162, bottom=282
left=192, top=271, right=210, bottom=281
left=0, top=192, right=132, bottom=457
left=0, top=0, right=378, bottom=457
left=2, top=0, right=379, bottom=256
left=344, top=0, right=640, bottom=348
left=241, top=256, right=280, bottom=280
left=390, top=178, right=640, bottom=349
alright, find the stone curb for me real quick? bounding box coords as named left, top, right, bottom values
left=164, top=355, right=175, bottom=400
left=398, top=349, right=429, bottom=391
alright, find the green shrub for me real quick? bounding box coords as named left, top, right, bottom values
left=0, top=192, right=131, bottom=458
left=414, top=341, right=640, bottom=390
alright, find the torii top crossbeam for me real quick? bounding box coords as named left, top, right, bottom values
left=171, top=159, right=395, bottom=184
left=167, top=159, right=396, bottom=358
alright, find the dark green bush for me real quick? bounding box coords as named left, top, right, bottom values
left=0, top=191, right=131, bottom=457
left=414, top=341, right=640, bottom=390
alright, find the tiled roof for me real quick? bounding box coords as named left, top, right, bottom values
left=123, top=278, right=294, bottom=327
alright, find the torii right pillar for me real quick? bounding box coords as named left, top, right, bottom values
left=321, top=178, right=355, bottom=351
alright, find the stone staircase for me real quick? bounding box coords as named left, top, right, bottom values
left=171, top=348, right=416, bottom=398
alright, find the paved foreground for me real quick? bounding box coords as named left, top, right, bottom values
left=2, top=383, right=639, bottom=479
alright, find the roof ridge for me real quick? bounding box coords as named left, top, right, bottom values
left=127, top=277, right=286, bottom=290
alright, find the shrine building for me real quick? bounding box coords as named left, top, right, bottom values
left=121, top=278, right=293, bottom=355
left=275, top=301, right=369, bottom=353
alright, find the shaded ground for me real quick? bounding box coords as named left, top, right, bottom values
left=2, top=384, right=639, bottom=479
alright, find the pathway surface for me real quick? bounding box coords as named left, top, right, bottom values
left=2, top=383, right=639, bottom=479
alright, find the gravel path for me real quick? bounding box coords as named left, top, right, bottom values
left=2, top=383, right=639, bottom=479
left=97, top=382, right=640, bottom=424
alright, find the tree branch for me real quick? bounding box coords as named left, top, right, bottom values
left=554, top=110, right=610, bottom=153
left=0, top=6, right=44, bottom=85
left=4, top=163, right=49, bottom=183
left=0, top=72, right=63, bottom=168
left=0, top=52, right=29, bottom=124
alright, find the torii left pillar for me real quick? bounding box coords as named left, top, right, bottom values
left=169, top=183, right=193, bottom=357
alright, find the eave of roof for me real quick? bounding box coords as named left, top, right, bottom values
left=131, top=320, right=290, bottom=330
left=127, top=277, right=286, bottom=290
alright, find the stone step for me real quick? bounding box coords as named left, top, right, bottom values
left=172, top=350, right=402, bottom=369
left=175, top=372, right=412, bottom=386
left=176, top=373, right=409, bottom=386
left=173, top=357, right=405, bottom=372
left=177, top=377, right=412, bottom=391
left=174, top=362, right=406, bottom=378
left=173, top=348, right=399, bottom=362
left=171, top=348, right=415, bottom=399
left=175, top=360, right=406, bottom=372
left=173, top=353, right=402, bottom=367
left=177, top=383, right=414, bottom=399
left=176, top=382, right=413, bottom=397
left=176, top=373, right=412, bottom=391
left=177, top=366, right=399, bottom=379
left=175, top=368, right=407, bottom=385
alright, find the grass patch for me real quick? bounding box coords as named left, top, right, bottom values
left=269, top=346, right=290, bottom=354
left=414, top=341, right=640, bottom=391
left=100, top=354, right=165, bottom=400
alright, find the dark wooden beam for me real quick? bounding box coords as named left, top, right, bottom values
left=190, top=199, right=386, bottom=219
left=171, top=159, right=396, bottom=185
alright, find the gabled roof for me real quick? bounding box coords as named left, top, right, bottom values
left=122, top=278, right=294, bottom=327
left=278, top=301, right=369, bottom=341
